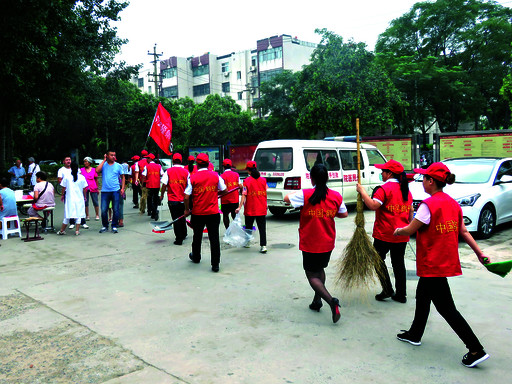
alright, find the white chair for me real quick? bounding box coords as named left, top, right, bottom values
left=1, top=215, right=22, bottom=240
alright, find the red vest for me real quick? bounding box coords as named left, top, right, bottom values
left=221, top=170, right=240, bottom=204
left=130, top=164, right=137, bottom=181
left=299, top=189, right=343, bottom=253
left=190, top=170, right=221, bottom=215
left=243, top=176, right=267, bottom=216
left=137, top=158, right=148, bottom=183
left=145, top=162, right=162, bottom=188
left=372, top=182, right=412, bottom=243
left=165, top=166, right=189, bottom=202
left=416, top=192, right=462, bottom=277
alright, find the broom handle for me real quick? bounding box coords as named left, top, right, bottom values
left=356, top=118, right=361, bottom=182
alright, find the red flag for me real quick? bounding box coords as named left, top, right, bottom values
left=149, top=103, right=172, bottom=155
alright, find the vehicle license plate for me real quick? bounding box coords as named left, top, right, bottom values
left=267, top=182, right=277, bottom=188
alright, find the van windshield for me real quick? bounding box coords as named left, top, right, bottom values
left=254, top=148, right=293, bottom=171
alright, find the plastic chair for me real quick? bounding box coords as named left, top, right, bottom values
left=1, top=215, right=22, bottom=240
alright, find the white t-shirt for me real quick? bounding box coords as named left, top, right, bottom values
left=288, top=189, right=348, bottom=214
left=28, top=163, right=40, bottom=186
left=415, top=203, right=431, bottom=225
left=184, top=168, right=226, bottom=195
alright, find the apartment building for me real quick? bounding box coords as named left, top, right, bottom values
left=134, top=34, right=317, bottom=111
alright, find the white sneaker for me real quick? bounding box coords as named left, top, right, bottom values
left=260, top=246, right=267, bottom=253
left=82, top=224, right=89, bottom=229
left=69, top=224, right=75, bottom=229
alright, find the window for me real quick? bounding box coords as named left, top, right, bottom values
left=251, top=56, right=257, bottom=66
left=193, top=83, right=210, bottom=97
left=366, top=150, right=386, bottom=166
left=162, top=67, right=177, bottom=79
left=162, top=86, right=178, bottom=98
left=251, top=76, right=258, bottom=88
left=260, top=68, right=283, bottom=84
left=237, top=91, right=243, bottom=100
left=221, top=62, right=229, bottom=73
left=148, top=86, right=152, bottom=94
left=303, top=150, right=340, bottom=171
left=254, top=148, right=293, bottom=172
left=222, top=82, right=230, bottom=93
left=137, top=78, right=144, bottom=88
left=237, top=71, right=241, bottom=80
left=339, top=150, right=364, bottom=171
left=192, top=64, right=209, bottom=77
left=258, top=46, right=283, bottom=62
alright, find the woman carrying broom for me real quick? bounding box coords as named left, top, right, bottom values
left=393, top=162, right=490, bottom=368
left=356, top=159, right=412, bottom=303
left=284, top=164, right=348, bottom=324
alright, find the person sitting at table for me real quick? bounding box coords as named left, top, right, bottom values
left=27, top=171, right=55, bottom=218
left=8, top=159, right=26, bottom=188
left=0, top=174, right=18, bottom=221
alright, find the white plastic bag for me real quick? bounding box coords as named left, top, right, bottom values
left=223, top=213, right=253, bottom=247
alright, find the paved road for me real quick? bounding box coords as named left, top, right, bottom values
left=0, top=194, right=511, bottom=383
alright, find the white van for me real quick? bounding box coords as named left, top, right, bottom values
left=252, top=139, right=387, bottom=215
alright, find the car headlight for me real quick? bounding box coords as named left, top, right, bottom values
left=455, top=193, right=481, bottom=207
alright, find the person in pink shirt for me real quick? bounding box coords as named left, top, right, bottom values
left=81, top=157, right=99, bottom=221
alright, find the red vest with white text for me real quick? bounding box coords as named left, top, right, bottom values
left=190, top=170, right=221, bottom=215
left=145, top=162, right=162, bottom=188
left=243, top=176, right=267, bottom=216
left=137, top=158, right=148, bottom=183
left=221, top=170, right=240, bottom=204
left=165, top=166, right=189, bottom=202
left=416, top=192, right=462, bottom=277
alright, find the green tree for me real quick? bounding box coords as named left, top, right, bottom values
left=293, top=29, right=402, bottom=138
left=376, top=0, right=512, bottom=132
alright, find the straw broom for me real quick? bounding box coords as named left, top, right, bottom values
left=336, top=118, right=385, bottom=291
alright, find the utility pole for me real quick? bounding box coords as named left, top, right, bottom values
left=148, top=44, right=163, bottom=98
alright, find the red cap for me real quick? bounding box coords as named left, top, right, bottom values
left=223, top=159, right=232, bottom=167
left=147, top=153, right=155, bottom=160
left=196, top=153, right=209, bottom=164
left=131, top=155, right=140, bottom=161
left=141, top=149, right=148, bottom=156
left=173, top=153, right=182, bottom=161
left=414, top=162, right=451, bottom=182
left=375, top=159, right=404, bottom=174
left=245, top=160, right=257, bottom=169
left=188, top=155, right=195, bottom=162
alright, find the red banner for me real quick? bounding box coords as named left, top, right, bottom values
left=149, top=103, right=172, bottom=155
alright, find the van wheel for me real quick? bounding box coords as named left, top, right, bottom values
left=269, top=207, right=287, bottom=216
left=477, top=204, right=495, bottom=239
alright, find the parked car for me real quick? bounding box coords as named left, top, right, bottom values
left=159, top=158, right=172, bottom=171
left=39, top=160, right=57, bottom=166
left=409, top=157, right=512, bottom=238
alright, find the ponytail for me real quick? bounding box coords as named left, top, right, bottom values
left=309, top=164, right=328, bottom=205
left=71, top=162, right=79, bottom=182
left=397, top=171, right=409, bottom=202
left=249, top=168, right=260, bottom=179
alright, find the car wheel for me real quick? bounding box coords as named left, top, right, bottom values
left=269, top=207, right=287, bottom=216
left=477, top=204, right=496, bottom=239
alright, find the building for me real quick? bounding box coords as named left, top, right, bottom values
left=133, top=34, right=317, bottom=111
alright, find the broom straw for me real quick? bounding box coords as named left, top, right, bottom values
left=336, top=118, right=385, bottom=291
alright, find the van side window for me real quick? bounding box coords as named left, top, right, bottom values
left=339, top=150, right=364, bottom=170
left=303, top=150, right=340, bottom=171
left=366, top=150, right=386, bottom=166
left=254, top=148, right=293, bottom=171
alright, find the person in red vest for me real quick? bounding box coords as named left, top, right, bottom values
left=142, top=153, right=163, bottom=221
left=220, top=159, right=241, bottom=229
left=130, top=155, right=141, bottom=209
left=134, top=150, right=149, bottom=214
left=393, top=162, right=490, bottom=368
left=235, top=161, right=268, bottom=253
left=184, top=153, right=227, bottom=272
left=356, top=159, right=413, bottom=303
left=284, top=164, right=348, bottom=324
left=160, top=153, right=189, bottom=245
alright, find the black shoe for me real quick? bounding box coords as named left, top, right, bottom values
left=309, top=300, right=323, bottom=312
left=133, top=205, right=139, bottom=209
left=330, top=298, right=341, bottom=323
left=189, top=253, right=200, bottom=263
left=212, top=265, right=219, bottom=272
left=397, top=330, right=421, bottom=346
left=462, top=350, right=489, bottom=368
left=173, top=239, right=183, bottom=245
left=392, top=295, right=407, bottom=303
left=375, top=291, right=394, bottom=301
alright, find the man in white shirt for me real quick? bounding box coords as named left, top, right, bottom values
left=27, top=157, right=41, bottom=189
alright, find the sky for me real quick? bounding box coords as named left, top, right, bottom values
left=113, top=0, right=512, bottom=69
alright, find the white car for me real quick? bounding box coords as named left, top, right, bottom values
left=410, top=157, right=512, bottom=238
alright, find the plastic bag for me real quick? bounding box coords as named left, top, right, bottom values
left=223, top=213, right=253, bottom=247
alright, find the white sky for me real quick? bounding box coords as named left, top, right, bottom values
left=113, top=0, right=512, bottom=69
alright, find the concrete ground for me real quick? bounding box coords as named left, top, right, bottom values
left=0, top=192, right=511, bottom=384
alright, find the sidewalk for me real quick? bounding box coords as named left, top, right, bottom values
left=0, top=194, right=510, bottom=383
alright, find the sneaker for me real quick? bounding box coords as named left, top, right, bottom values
left=397, top=330, right=421, bottom=346
left=82, top=224, right=89, bottom=229
left=86, top=217, right=90, bottom=221
left=95, top=216, right=100, bottom=221
left=260, top=246, right=267, bottom=253
left=330, top=298, right=341, bottom=323
left=75, top=231, right=80, bottom=236
left=69, top=224, right=75, bottom=229
left=111, top=227, right=118, bottom=233
left=99, top=227, right=108, bottom=233
left=462, top=350, right=489, bottom=368
left=57, top=230, right=66, bottom=235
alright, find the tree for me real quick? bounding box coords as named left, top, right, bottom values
left=293, top=29, right=402, bottom=138
left=376, top=0, right=512, bottom=132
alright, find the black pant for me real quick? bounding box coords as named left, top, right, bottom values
left=373, top=238, right=407, bottom=297
left=245, top=215, right=267, bottom=246
left=147, top=188, right=160, bottom=218
left=132, top=184, right=141, bottom=206
left=409, top=277, right=483, bottom=352
left=168, top=201, right=187, bottom=241
left=221, top=203, right=238, bottom=229
left=191, top=213, right=221, bottom=267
